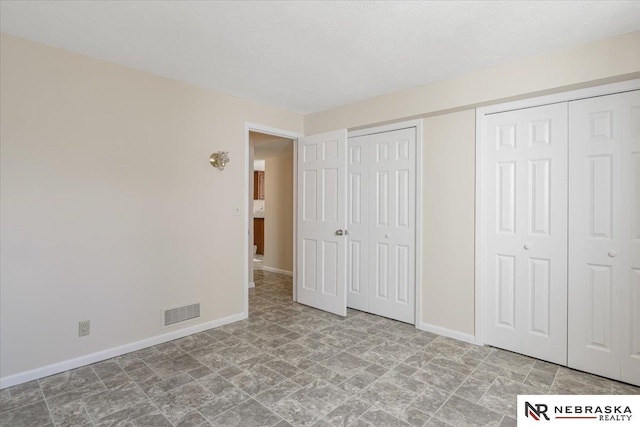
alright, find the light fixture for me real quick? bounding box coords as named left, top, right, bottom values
left=209, top=151, right=230, bottom=171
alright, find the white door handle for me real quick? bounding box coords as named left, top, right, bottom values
left=608, top=250, right=617, bottom=258
left=523, top=244, right=530, bottom=250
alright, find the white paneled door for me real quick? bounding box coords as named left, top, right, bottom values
left=347, top=128, right=416, bottom=323
left=482, top=103, right=568, bottom=365
left=568, top=90, right=640, bottom=385
left=621, top=90, right=640, bottom=386
left=296, top=130, right=348, bottom=316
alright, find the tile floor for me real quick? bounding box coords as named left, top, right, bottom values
left=1, top=270, right=638, bottom=427
left=253, top=254, right=264, bottom=270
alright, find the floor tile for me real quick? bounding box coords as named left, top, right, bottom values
left=272, top=397, right=320, bottom=427
left=411, top=365, right=467, bottom=393
left=434, top=395, right=502, bottom=427
left=324, top=397, right=370, bottom=426
left=230, top=365, right=287, bottom=396
left=144, top=353, right=204, bottom=379
left=284, top=379, right=348, bottom=417
left=84, top=380, right=148, bottom=421
left=174, top=410, right=211, bottom=427
left=198, top=387, right=251, bottom=421
left=209, top=398, right=281, bottom=427
left=132, top=411, right=174, bottom=427
left=255, top=380, right=302, bottom=408
left=0, top=380, right=44, bottom=413
left=360, top=407, right=412, bottom=427
left=454, top=377, right=491, bottom=403
left=151, top=381, right=215, bottom=422
left=49, top=400, right=92, bottom=426
left=409, top=385, right=450, bottom=415
left=359, top=379, right=419, bottom=417
left=39, top=366, right=100, bottom=399
left=479, top=376, right=539, bottom=418
left=401, top=406, right=431, bottom=427
left=0, top=400, right=52, bottom=427
left=93, top=400, right=157, bottom=427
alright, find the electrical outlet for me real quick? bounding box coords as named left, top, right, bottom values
left=232, top=207, right=241, bottom=216
left=78, top=320, right=90, bottom=337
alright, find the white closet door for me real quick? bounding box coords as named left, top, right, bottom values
left=346, top=134, right=369, bottom=312
left=568, top=94, right=624, bottom=380
left=483, top=103, right=568, bottom=365
left=297, top=130, right=348, bottom=316
left=347, top=127, right=416, bottom=323
left=621, top=90, right=640, bottom=386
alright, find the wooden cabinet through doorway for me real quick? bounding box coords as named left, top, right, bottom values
left=254, top=218, right=264, bottom=255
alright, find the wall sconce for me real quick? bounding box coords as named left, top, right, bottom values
left=209, top=151, right=230, bottom=171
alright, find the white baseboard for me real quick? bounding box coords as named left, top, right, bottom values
left=418, top=322, right=477, bottom=345
left=0, top=311, right=247, bottom=390
left=248, top=282, right=255, bottom=288
left=261, top=266, right=293, bottom=276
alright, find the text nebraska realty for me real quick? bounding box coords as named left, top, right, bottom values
left=527, top=402, right=633, bottom=421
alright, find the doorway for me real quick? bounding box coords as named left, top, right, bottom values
left=243, top=124, right=302, bottom=317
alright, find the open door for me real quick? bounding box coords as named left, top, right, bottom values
left=296, top=129, right=348, bottom=316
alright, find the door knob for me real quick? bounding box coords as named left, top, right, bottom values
left=335, top=229, right=344, bottom=236
left=385, top=234, right=390, bottom=238
left=608, top=250, right=617, bottom=258
left=523, top=244, right=530, bottom=250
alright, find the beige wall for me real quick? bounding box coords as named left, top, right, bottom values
left=306, top=31, right=640, bottom=134
left=0, top=33, right=303, bottom=379
left=304, top=31, right=640, bottom=337
left=263, top=150, right=294, bottom=272
left=422, top=110, right=476, bottom=335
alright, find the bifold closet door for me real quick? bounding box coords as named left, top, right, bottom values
left=483, top=103, right=568, bottom=365
left=568, top=90, right=640, bottom=386
left=347, top=127, right=416, bottom=323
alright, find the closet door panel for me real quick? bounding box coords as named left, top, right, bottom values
left=621, top=90, right=640, bottom=386
left=347, top=138, right=369, bottom=312
left=347, top=127, right=416, bottom=323
left=483, top=103, right=568, bottom=365
left=484, top=110, right=525, bottom=351
left=520, top=104, right=568, bottom=365
left=367, top=128, right=416, bottom=323
left=568, top=94, right=622, bottom=380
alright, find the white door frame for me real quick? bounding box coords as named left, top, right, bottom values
left=475, top=79, right=640, bottom=346
left=244, top=123, right=303, bottom=317
left=348, top=119, right=424, bottom=328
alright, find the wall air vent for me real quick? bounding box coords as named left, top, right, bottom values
left=164, top=303, right=200, bottom=326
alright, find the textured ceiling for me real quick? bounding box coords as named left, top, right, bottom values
left=1, top=1, right=640, bottom=114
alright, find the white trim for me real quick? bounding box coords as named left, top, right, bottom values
left=347, top=118, right=424, bottom=328
left=0, top=311, right=246, bottom=389
left=474, top=78, right=640, bottom=347
left=415, top=120, right=424, bottom=331
left=477, top=79, right=640, bottom=116
left=418, top=322, right=477, bottom=346
left=244, top=122, right=302, bottom=311
left=474, top=106, right=485, bottom=346
left=292, top=139, right=298, bottom=302
left=261, top=266, right=294, bottom=276
left=348, top=119, right=423, bottom=138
